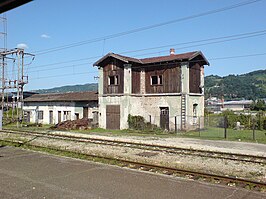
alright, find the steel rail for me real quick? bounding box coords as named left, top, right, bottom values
left=1, top=129, right=265, bottom=164
left=0, top=138, right=265, bottom=192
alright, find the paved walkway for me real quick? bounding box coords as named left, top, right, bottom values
left=0, top=146, right=265, bottom=199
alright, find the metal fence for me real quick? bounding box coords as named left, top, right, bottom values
left=128, top=114, right=266, bottom=142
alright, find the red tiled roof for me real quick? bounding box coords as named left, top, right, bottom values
left=139, top=51, right=198, bottom=64
left=24, top=91, right=98, bottom=102
left=93, top=51, right=209, bottom=66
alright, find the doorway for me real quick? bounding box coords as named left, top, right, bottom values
left=160, top=107, right=169, bottom=130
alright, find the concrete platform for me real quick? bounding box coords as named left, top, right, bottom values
left=0, top=146, right=265, bottom=199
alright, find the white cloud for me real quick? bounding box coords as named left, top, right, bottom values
left=41, top=34, right=51, bottom=39
left=16, top=43, right=28, bottom=49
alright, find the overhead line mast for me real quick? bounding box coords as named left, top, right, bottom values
left=0, top=13, right=34, bottom=126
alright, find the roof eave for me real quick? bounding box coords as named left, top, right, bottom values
left=189, top=51, right=210, bottom=66
left=93, top=52, right=129, bottom=67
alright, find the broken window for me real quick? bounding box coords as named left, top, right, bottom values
left=151, top=75, right=163, bottom=85
left=109, top=75, right=119, bottom=85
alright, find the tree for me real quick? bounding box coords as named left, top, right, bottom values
left=251, top=100, right=266, bottom=111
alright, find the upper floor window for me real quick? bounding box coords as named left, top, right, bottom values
left=151, top=75, right=163, bottom=85
left=109, top=75, right=119, bottom=85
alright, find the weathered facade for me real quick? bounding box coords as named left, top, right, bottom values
left=23, top=91, right=98, bottom=124
left=94, top=50, right=209, bottom=131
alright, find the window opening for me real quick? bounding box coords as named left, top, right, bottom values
left=193, top=104, right=198, bottom=117
left=151, top=75, right=163, bottom=85
left=109, top=75, right=119, bottom=85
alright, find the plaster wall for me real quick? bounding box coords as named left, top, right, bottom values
left=24, top=101, right=98, bottom=124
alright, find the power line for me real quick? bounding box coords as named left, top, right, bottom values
left=133, top=31, right=266, bottom=57
left=32, top=0, right=262, bottom=56
left=28, top=62, right=93, bottom=74
left=29, top=28, right=266, bottom=70
left=30, top=71, right=98, bottom=80
left=121, top=30, right=266, bottom=55
left=28, top=52, right=266, bottom=80
left=209, top=52, right=266, bottom=60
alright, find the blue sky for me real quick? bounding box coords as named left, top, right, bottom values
left=3, top=0, right=266, bottom=90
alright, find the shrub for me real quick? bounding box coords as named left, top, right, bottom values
left=128, top=114, right=146, bottom=130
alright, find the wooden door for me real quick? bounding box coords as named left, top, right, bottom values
left=58, top=111, right=61, bottom=123
left=83, top=107, right=88, bottom=118
left=49, top=111, right=53, bottom=124
left=106, top=105, right=120, bottom=129
left=160, top=107, right=169, bottom=130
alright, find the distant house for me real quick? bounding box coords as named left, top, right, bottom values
left=0, top=91, right=37, bottom=110
left=206, top=98, right=252, bottom=112
left=23, top=91, right=98, bottom=124
left=93, top=49, right=209, bottom=131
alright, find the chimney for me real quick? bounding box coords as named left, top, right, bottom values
left=170, top=48, right=175, bottom=55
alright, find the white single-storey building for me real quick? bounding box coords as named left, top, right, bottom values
left=23, top=91, right=98, bottom=124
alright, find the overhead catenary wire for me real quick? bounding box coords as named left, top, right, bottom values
left=30, top=71, right=98, bottom=80
left=28, top=28, right=266, bottom=70
left=7, top=50, right=266, bottom=78
left=27, top=52, right=266, bottom=80
left=32, top=0, right=263, bottom=56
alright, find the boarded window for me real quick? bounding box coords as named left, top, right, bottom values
left=37, top=111, right=43, bottom=120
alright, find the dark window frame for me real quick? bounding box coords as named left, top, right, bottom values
left=150, top=75, right=163, bottom=86
left=108, top=75, right=119, bottom=85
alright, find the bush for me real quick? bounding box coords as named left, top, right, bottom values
left=218, top=110, right=266, bottom=130
left=128, top=114, right=146, bottom=130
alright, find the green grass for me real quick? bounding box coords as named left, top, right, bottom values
left=183, top=127, right=266, bottom=144
left=4, top=123, right=54, bottom=132
left=3, top=123, right=266, bottom=144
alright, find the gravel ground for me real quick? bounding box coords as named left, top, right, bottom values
left=49, top=130, right=266, bottom=156
left=1, top=131, right=265, bottom=183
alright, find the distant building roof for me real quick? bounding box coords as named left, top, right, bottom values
left=217, top=100, right=253, bottom=106
left=93, top=51, right=209, bottom=67
left=24, top=91, right=98, bottom=102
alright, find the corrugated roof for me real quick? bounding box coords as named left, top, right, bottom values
left=93, top=51, right=209, bottom=67
left=24, top=91, right=98, bottom=102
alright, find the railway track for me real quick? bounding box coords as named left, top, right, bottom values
left=0, top=138, right=266, bottom=192
left=1, top=129, right=265, bottom=165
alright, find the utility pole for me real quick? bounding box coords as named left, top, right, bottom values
left=0, top=13, right=7, bottom=112
left=0, top=14, right=34, bottom=127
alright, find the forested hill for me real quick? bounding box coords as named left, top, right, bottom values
left=205, top=69, right=266, bottom=100
left=31, top=70, right=266, bottom=100
left=31, top=83, right=98, bottom=94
